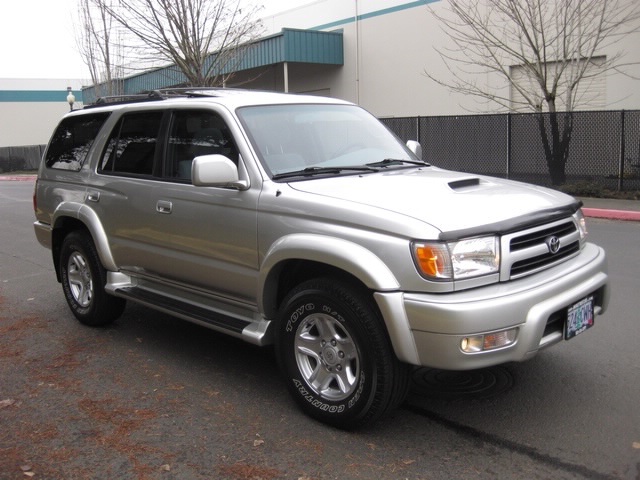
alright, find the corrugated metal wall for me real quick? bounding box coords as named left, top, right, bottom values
left=82, top=29, right=343, bottom=104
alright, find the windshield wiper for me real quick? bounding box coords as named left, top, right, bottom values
left=367, top=158, right=430, bottom=168
left=271, top=160, right=429, bottom=180
left=272, top=166, right=376, bottom=180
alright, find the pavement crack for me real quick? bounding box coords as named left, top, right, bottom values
left=404, top=403, right=619, bottom=480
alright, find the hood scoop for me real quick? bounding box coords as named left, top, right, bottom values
left=448, top=178, right=481, bottom=190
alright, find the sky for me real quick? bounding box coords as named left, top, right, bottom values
left=0, top=0, right=307, bottom=81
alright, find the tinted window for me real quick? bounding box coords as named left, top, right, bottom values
left=45, top=113, right=110, bottom=170
left=165, top=110, right=238, bottom=182
left=99, top=111, right=163, bottom=176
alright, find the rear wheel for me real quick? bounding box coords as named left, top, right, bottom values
left=276, top=278, right=410, bottom=429
left=60, top=231, right=126, bottom=326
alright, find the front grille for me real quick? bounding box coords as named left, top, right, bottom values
left=510, top=223, right=576, bottom=252
left=503, top=219, right=580, bottom=280
left=510, top=242, right=580, bottom=277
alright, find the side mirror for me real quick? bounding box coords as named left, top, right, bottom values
left=406, top=140, right=422, bottom=160
left=192, top=155, right=249, bottom=190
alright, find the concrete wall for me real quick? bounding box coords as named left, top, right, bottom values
left=0, top=79, right=84, bottom=148
left=2, top=0, right=639, bottom=151
left=262, top=0, right=640, bottom=116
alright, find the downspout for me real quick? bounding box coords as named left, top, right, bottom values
left=284, top=62, right=289, bottom=93
left=355, top=0, right=360, bottom=104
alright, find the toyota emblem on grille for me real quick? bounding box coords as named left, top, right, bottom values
left=546, top=235, right=561, bottom=254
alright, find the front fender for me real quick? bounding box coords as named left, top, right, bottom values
left=259, top=234, right=400, bottom=301
left=258, top=234, right=421, bottom=364
left=52, top=201, right=118, bottom=272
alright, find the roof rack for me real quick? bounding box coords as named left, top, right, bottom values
left=154, top=87, right=229, bottom=97
left=84, top=87, right=237, bottom=108
left=85, top=91, right=166, bottom=108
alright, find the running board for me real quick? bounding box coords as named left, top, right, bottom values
left=113, top=286, right=272, bottom=346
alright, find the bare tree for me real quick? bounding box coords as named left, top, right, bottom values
left=103, top=0, right=263, bottom=87
left=76, top=0, right=124, bottom=97
left=426, top=0, right=640, bottom=185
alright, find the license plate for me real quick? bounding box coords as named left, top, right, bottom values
left=565, top=296, right=594, bottom=340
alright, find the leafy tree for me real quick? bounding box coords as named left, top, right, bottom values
left=426, top=0, right=640, bottom=185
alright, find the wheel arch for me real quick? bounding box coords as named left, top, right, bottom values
left=259, top=234, right=401, bottom=320
left=259, top=234, right=420, bottom=365
left=51, top=202, right=117, bottom=280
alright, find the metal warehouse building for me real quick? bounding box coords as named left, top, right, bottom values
left=82, top=0, right=640, bottom=117
left=2, top=0, right=640, bottom=154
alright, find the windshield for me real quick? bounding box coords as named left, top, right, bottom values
left=236, top=104, right=422, bottom=179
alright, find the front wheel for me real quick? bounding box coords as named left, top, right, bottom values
left=275, top=278, right=410, bottom=429
left=60, top=231, right=126, bottom=326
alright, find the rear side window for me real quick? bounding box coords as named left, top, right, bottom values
left=45, top=113, right=111, bottom=170
left=99, top=111, right=164, bottom=176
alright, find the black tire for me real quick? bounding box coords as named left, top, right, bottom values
left=60, top=230, right=126, bottom=326
left=275, top=278, right=410, bottom=429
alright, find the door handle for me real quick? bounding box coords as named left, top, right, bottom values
left=156, top=200, right=173, bottom=214
left=86, top=191, right=100, bottom=202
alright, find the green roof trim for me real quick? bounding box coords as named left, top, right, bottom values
left=254, top=28, right=344, bottom=66
left=0, top=90, right=84, bottom=103
left=311, top=0, right=439, bottom=30
left=83, top=28, right=343, bottom=102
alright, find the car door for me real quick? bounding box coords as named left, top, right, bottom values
left=148, top=107, right=259, bottom=304
left=93, top=109, right=169, bottom=274
left=94, top=107, right=259, bottom=305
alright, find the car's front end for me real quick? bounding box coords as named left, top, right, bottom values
left=236, top=98, right=609, bottom=371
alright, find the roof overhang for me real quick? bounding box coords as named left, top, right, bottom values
left=232, top=28, right=344, bottom=70
left=83, top=28, right=343, bottom=102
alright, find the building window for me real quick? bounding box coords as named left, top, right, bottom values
left=510, top=56, right=606, bottom=111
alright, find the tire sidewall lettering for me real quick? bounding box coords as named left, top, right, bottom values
left=292, top=379, right=345, bottom=413
left=286, top=300, right=367, bottom=414
left=285, top=302, right=314, bottom=332
left=322, top=304, right=345, bottom=323
left=348, top=373, right=365, bottom=409
left=277, top=280, right=391, bottom=427
left=290, top=369, right=366, bottom=414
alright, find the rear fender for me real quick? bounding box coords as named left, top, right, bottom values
left=52, top=202, right=117, bottom=272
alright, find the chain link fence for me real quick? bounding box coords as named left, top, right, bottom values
left=381, top=110, right=640, bottom=191
left=4, top=111, right=640, bottom=192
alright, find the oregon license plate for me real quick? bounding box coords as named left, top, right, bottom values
left=565, top=296, right=594, bottom=340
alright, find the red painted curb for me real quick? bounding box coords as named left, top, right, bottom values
left=0, top=175, right=37, bottom=181
left=582, top=207, right=640, bottom=222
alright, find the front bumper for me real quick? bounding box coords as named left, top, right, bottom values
left=375, top=243, right=609, bottom=370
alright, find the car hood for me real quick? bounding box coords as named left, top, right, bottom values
left=288, top=167, right=578, bottom=234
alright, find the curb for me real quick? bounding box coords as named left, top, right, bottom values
left=582, top=207, right=640, bottom=222
left=0, top=175, right=37, bottom=182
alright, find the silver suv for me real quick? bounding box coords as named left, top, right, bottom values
left=33, top=88, right=609, bottom=428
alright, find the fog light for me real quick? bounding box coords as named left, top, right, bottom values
left=461, top=328, right=518, bottom=353
left=461, top=336, right=484, bottom=353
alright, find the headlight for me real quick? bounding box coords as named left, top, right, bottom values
left=574, top=209, right=588, bottom=246
left=412, top=236, right=499, bottom=281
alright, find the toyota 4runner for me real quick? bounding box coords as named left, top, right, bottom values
left=33, top=88, right=609, bottom=428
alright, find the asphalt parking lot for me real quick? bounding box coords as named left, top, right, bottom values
left=2, top=178, right=640, bottom=479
